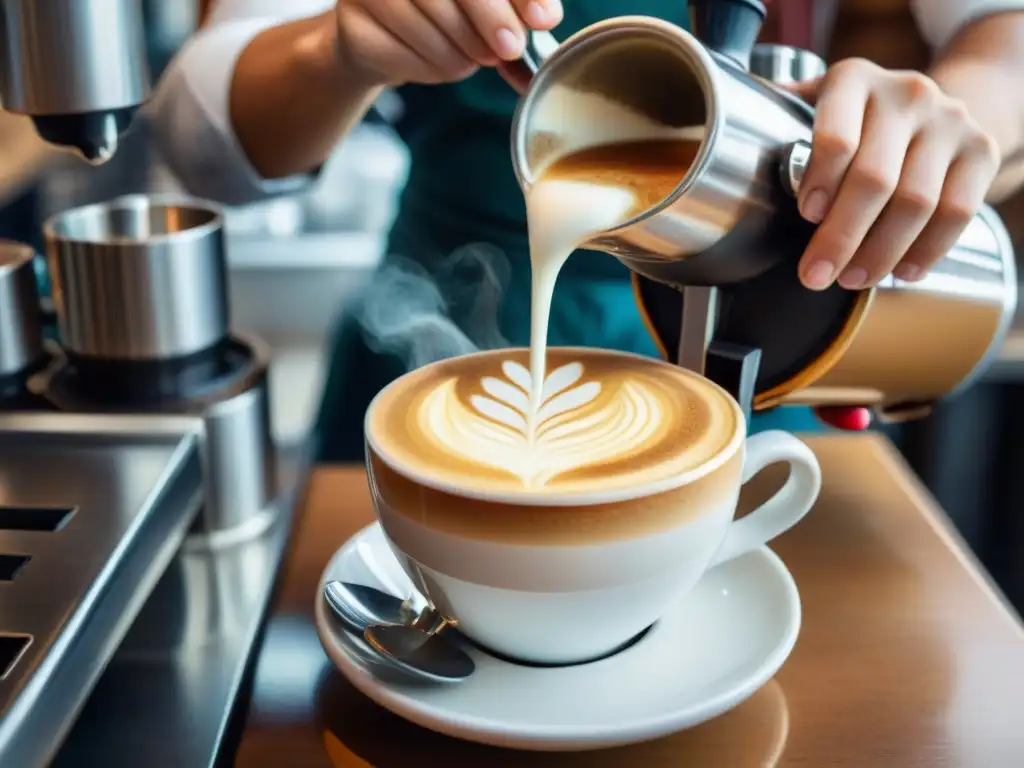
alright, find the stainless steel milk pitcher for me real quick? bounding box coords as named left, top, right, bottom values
left=511, top=14, right=821, bottom=286
left=511, top=11, right=1014, bottom=293
left=511, top=4, right=1017, bottom=419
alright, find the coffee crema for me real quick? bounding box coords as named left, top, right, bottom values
left=538, top=138, right=700, bottom=217
left=366, top=347, right=739, bottom=496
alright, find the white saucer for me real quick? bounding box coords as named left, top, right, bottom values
left=315, top=523, right=801, bottom=752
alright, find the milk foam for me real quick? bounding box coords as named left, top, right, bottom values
left=368, top=347, right=738, bottom=495
left=420, top=359, right=665, bottom=489
left=523, top=87, right=706, bottom=428
left=529, top=85, right=690, bottom=157
left=525, top=178, right=636, bottom=424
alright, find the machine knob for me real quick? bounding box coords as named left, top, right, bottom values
left=780, top=139, right=812, bottom=197
left=0, top=241, right=44, bottom=379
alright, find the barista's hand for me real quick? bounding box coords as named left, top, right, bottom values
left=785, top=59, right=1000, bottom=291
left=334, top=0, right=562, bottom=86
left=813, top=406, right=872, bottom=431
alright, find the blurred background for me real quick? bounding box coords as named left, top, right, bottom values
left=0, top=0, right=1021, bottom=617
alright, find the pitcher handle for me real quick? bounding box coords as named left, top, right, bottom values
left=522, top=30, right=561, bottom=74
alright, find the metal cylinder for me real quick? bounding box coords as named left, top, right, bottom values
left=511, top=17, right=815, bottom=285
left=0, top=240, right=43, bottom=378
left=193, top=366, right=278, bottom=541
left=0, top=0, right=150, bottom=115
left=44, top=195, right=230, bottom=361
left=749, top=44, right=826, bottom=85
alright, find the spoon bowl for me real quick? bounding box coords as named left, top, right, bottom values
left=323, top=581, right=475, bottom=684
left=324, top=581, right=417, bottom=633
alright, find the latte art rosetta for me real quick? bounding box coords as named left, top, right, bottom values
left=367, top=348, right=738, bottom=496
left=420, top=360, right=664, bottom=489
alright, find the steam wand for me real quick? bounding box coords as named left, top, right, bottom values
left=676, top=286, right=760, bottom=422
left=676, top=286, right=717, bottom=375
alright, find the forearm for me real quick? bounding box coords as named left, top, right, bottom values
left=229, top=11, right=383, bottom=179
left=929, top=13, right=1024, bottom=172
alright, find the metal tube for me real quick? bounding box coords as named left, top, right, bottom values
left=0, top=0, right=150, bottom=116
left=44, top=195, right=231, bottom=361
left=194, top=378, right=278, bottom=541
left=0, top=241, right=43, bottom=378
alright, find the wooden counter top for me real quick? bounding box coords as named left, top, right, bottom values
left=232, top=434, right=1024, bottom=767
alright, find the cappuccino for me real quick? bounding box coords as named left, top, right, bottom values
left=366, top=347, right=739, bottom=498
left=367, top=350, right=820, bottom=662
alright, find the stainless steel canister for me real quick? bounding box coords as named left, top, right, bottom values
left=192, top=353, right=278, bottom=544
left=0, top=240, right=43, bottom=379
left=43, top=194, right=230, bottom=360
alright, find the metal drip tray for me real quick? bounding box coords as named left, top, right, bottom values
left=0, top=413, right=204, bottom=768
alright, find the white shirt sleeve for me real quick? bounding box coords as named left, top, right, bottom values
left=910, top=0, right=1024, bottom=49
left=143, top=0, right=335, bottom=206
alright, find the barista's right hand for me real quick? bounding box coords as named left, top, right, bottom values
left=334, top=0, right=563, bottom=86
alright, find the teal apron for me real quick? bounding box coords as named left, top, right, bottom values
left=314, top=2, right=820, bottom=463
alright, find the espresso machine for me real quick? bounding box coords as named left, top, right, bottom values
left=0, top=0, right=150, bottom=162
left=0, top=5, right=289, bottom=766
left=513, top=0, right=1017, bottom=423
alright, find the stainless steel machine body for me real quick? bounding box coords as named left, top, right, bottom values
left=0, top=194, right=288, bottom=766
left=41, top=196, right=278, bottom=540
left=0, top=4, right=289, bottom=763
left=0, top=413, right=203, bottom=768
left=0, top=0, right=151, bottom=162
left=511, top=3, right=1018, bottom=420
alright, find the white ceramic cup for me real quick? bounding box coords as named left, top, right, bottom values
left=365, top=354, right=821, bottom=665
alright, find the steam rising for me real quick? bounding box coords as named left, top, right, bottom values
left=355, top=244, right=511, bottom=371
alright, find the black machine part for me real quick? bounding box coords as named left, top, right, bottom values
left=687, top=0, right=767, bottom=69
left=635, top=266, right=858, bottom=411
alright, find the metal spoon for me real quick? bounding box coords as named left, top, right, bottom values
left=323, top=581, right=475, bottom=683
left=324, top=581, right=420, bottom=633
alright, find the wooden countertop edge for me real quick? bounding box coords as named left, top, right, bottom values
left=860, top=434, right=1024, bottom=639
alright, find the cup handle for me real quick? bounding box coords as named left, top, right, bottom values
left=708, top=430, right=821, bottom=568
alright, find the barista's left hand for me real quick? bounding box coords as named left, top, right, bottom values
left=785, top=59, right=1001, bottom=291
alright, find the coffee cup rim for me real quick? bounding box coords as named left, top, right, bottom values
left=364, top=347, right=746, bottom=507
